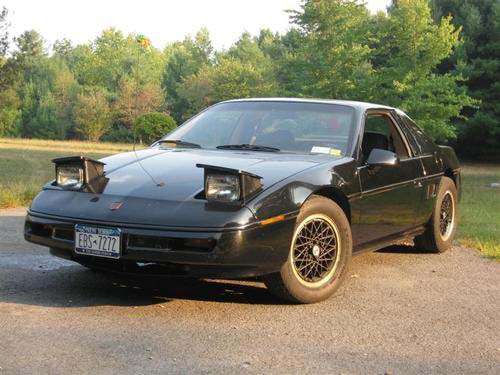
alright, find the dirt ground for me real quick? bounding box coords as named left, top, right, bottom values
left=1, top=208, right=499, bottom=374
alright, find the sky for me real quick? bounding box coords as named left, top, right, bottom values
left=2, top=0, right=392, bottom=51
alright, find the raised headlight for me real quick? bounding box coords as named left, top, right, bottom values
left=198, top=164, right=263, bottom=204
left=56, top=165, right=83, bottom=189
left=52, top=156, right=106, bottom=192
left=205, top=174, right=241, bottom=202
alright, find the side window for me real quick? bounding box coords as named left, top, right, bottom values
left=362, top=113, right=409, bottom=161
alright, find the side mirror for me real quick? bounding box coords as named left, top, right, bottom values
left=366, top=148, right=399, bottom=167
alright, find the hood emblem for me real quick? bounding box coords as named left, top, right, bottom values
left=109, top=202, right=123, bottom=211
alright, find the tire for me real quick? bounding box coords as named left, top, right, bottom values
left=263, top=195, right=352, bottom=304
left=414, top=176, right=458, bottom=253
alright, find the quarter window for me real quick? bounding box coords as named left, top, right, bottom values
left=397, top=112, right=436, bottom=155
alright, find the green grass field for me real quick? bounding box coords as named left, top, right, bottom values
left=1, top=138, right=498, bottom=258
left=459, top=164, right=500, bottom=259
left=0, top=138, right=138, bottom=208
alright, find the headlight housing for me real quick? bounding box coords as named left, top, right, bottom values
left=198, top=164, right=263, bottom=204
left=52, top=156, right=106, bottom=192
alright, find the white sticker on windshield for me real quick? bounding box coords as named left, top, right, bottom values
left=311, top=146, right=331, bottom=154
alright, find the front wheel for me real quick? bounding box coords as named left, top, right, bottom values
left=263, top=195, right=352, bottom=304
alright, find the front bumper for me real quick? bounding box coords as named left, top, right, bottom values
left=24, top=211, right=296, bottom=278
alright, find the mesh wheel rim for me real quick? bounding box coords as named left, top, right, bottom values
left=439, top=191, right=455, bottom=241
left=291, top=214, right=340, bottom=287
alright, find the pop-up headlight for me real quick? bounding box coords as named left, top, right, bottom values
left=56, top=165, right=84, bottom=189
left=197, top=164, right=262, bottom=204
left=206, top=174, right=241, bottom=202
left=52, top=156, right=106, bottom=192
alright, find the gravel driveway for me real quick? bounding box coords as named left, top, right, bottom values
left=0, top=208, right=498, bottom=374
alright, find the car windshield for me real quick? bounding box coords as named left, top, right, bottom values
left=161, top=101, right=356, bottom=156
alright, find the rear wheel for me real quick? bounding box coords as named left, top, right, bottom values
left=263, top=195, right=352, bottom=304
left=414, top=176, right=458, bottom=253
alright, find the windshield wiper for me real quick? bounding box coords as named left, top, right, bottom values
left=216, top=144, right=280, bottom=152
left=159, top=139, right=202, bottom=148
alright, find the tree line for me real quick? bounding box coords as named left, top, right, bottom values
left=0, top=0, right=498, bottom=159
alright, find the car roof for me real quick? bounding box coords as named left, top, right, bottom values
left=221, top=97, right=395, bottom=111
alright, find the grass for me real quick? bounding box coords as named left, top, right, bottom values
left=0, top=138, right=140, bottom=208
left=458, top=164, right=500, bottom=259
left=0, top=137, right=498, bottom=258
left=0, top=137, right=135, bottom=153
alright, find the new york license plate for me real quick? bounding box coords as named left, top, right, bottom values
left=74, top=224, right=121, bottom=259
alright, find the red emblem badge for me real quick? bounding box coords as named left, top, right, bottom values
left=109, top=202, right=123, bottom=211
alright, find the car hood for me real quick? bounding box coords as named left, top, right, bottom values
left=98, top=148, right=336, bottom=202
left=30, top=148, right=341, bottom=228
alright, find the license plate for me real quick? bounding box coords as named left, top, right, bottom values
left=74, top=224, right=121, bottom=259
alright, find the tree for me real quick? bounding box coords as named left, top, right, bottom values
left=431, top=0, right=500, bottom=160
left=0, top=8, right=19, bottom=136
left=135, top=112, right=176, bottom=144
left=12, top=41, right=73, bottom=139
left=176, top=31, right=279, bottom=118
left=0, top=88, right=20, bottom=136
left=176, top=66, right=213, bottom=119
left=287, top=0, right=373, bottom=99
left=162, top=28, right=213, bottom=122
left=284, top=0, right=475, bottom=141
left=368, top=0, right=476, bottom=141
left=52, top=61, right=79, bottom=138
left=73, top=88, right=111, bottom=141
left=20, top=85, right=59, bottom=139
left=113, top=78, right=164, bottom=128
left=12, top=30, right=46, bottom=78
left=0, top=2, right=486, bottom=154
left=52, top=38, right=73, bottom=60
left=177, top=57, right=277, bottom=119
left=0, top=6, right=9, bottom=58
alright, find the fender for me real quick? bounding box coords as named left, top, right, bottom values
left=246, top=158, right=358, bottom=220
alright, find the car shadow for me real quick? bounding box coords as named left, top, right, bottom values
left=104, top=272, right=288, bottom=305
left=1, top=211, right=290, bottom=308
left=0, top=264, right=288, bottom=308
left=377, top=244, right=429, bottom=254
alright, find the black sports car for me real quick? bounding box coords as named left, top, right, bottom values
left=24, top=99, right=461, bottom=303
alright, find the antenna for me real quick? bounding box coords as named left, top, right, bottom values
left=133, top=34, right=163, bottom=187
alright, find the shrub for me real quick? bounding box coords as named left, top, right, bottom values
left=134, top=112, right=177, bottom=144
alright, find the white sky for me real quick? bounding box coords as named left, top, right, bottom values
left=2, top=0, right=392, bottom=51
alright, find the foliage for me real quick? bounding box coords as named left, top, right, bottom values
left=0, top=88, right=20, bottom=136
left=113, top=78, right=164, bottom=128
left=287, top=0, right=373, bottom=99
left=288, top=0, right=476, bottom=141
left=178, top=57, right=277, bottom=118
left=0, top=1, right=495, bottom=159
left=430, top=0, right=500, bottom=160
left=0, top=6, right=9, bottom=58
left=162, top=28, right=213, bottom=122
left=73, top=87, right=111, bottom=141
left=176, top=32, right=278, bottom=118
left=134, top=112, right=177, bottom=144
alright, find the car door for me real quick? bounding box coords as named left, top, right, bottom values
left=395, top=111, right=444, bottom=226
left=353, top=110, right=425, bottom=246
